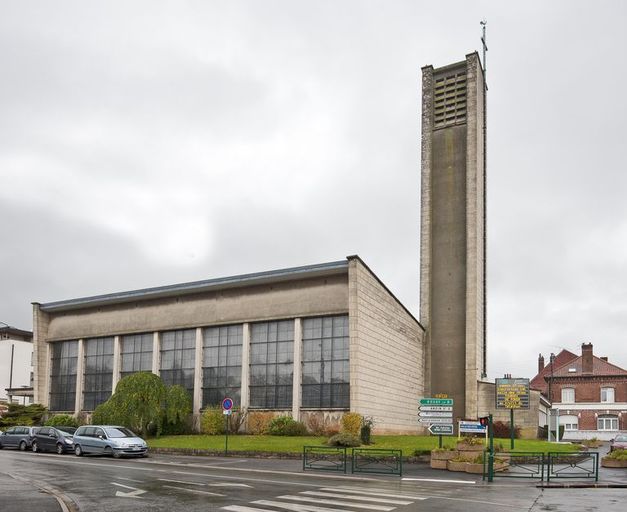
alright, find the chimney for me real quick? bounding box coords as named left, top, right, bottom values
left=538, top=354, right=545, bottom=373
left=582, top=343, right=594, bottom=374
left=601, top=356, right=608, bottom=362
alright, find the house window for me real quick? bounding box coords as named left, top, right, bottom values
left=301, top=315, right=350, bottom=409
left=160, top=329, right=196, bottom=395
left=601, top=387, right=615, bottom=403
left=597, top=415, right=619, bottom=431
left=249, top=320, right=293, bottom=409
left=202, top=324, right=242, bottom=408
left=82, top=337, right=114, bottom=411
left=120, top=333, right=153, bottom=379
left=560, top=415, right=578, bottom=431
left=561, top=387, right=575, bottom=403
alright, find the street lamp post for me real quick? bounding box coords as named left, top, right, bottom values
left=548, top=353, right=555, bottom=441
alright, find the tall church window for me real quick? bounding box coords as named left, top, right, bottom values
left=120, top=333, right=153, bottom=379
left=83, top=337, right=114, bottom=411
left=202, top=325, right=242, bottom=407
left=249, top=320, right=293, bottom=409
left=49, top=340, right=78, bottom=411
left=301, top=315, right=349, bottom=409
left=160, top=329, right=195, bottom=395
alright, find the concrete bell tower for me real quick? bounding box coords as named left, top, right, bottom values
left=420, top=53, right=487, bottom=421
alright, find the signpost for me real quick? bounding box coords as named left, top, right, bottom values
left=419, top=397, right=454, bottom=448
left=222, top=397, right=234, bottom=455
left=495, top=378, right=530, bottom=449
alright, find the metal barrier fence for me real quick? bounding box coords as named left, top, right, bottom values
left=484, top=451, right=599, bottom=482
left=303, top=446, right=347, bottom=474
left=547, top=452, right=599, bottom=483
left=352, top=449, right=403, bottom=476
left=483, top=452, right=544, bottom=480
left=303, top=447, right=402, bottom=476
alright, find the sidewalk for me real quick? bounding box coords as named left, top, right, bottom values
left=0, top=470, right=66, bottom=512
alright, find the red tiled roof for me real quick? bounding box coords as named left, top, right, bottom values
left=530, top=349, right=578, bottom=393
left=551, top=355, right=627, bottom=377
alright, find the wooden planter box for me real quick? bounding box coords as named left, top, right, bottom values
left=457, top=443, right=484, bottom=453
left=430, top=458, right=448, bottom=470
left=465, top=462, right=484, bottom=474
left=601, top=457, right=627, bottom=468
left=447, top=460, right=469, bottom=472
left=430, top=450, right=458, bottom=461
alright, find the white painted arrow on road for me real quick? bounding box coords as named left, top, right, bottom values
left=112, top=482, right=147, bottom=498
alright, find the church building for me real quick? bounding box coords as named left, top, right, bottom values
left=32, top=53, right=488, bottom=433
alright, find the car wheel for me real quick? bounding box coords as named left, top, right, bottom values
left=112, top=449, right=122, bottom=459
left=74, top=445, right=83, bottom=457
left=56, top=443, right=64, bottom=455
left=104, top=446, right=113, bottom=457
left=19, top=441, right=27, bottom=451
left=32, top=441, right=39, bottom=453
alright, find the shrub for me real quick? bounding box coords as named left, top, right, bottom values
left=44, top=414, right=80, bottom=428
left=607, top=449, right=627, bottom=461
left=248, top=412, right=274, bottom=434
left=0, top=403, right=47, bottom=428
left=327, top=433, right=361, bottom=447
left=162, top=385, right=192, bottom=435
left=200, top=406, right=225, bottom=435
left=492, top=421, right=521, bottom=439
left=304, top=414, right=326, bottom=436
left=341, top=413, right=363, bottom=436
left=360, top=417, right=374, bottom=445
left=268, top=415, right=308, bottom=436
left=459, top=435, right=484, bottom=446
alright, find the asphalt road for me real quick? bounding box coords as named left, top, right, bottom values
left=0, top=449, right=625, bottom=512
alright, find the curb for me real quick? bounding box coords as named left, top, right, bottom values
left=148, top=447, right=430, bottom=463
left=538, top=483, right=627, bottom=489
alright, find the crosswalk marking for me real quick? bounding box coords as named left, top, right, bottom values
left=223, top=506, right=278, bottom=512
left=300, top=491, right=413, bottom=505
left=222, top=484, right=426, bottom=512
left=275, top=495, right=395, bottom=511
left=253, top=500, right=356, bottom=512
left=324, top=487, right=428, bottom=500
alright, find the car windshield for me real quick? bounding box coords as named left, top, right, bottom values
left=104, top=427, right=136, bottom=438
left=57, top=427, right=77, bottom=435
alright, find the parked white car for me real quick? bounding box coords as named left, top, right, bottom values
left=73, top=425, right=148, bottom=458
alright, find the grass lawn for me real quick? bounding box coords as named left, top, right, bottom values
left=148, top=434, right=578, bottom=455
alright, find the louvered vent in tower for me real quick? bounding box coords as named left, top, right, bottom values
left=433, top=72, right=467, bottom=129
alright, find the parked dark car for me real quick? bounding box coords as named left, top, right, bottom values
left=32, top=426, right=77, bottom=454
left=609, top=434, right=627, bottom=452
left=0, top=426, right=40, bottom=451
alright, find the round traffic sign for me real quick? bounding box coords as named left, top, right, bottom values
left=222, top=397, right=234, bottom=411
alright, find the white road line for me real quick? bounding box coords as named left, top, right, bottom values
left=162, top=485, right=224, bottom=496
left=223, top=506, right=278, bottom=512
left=402, top=477, right=476, bottom=484
left=253, top=499, right=357, bottom=512
left=158, top=478, right=206, bottom=486
left=301, top=491, right=413, bottom=505
left=117, top=477, right=144, bottom=483
left=322, top=487, right=428, bottom=500
left=111, top=482, right=139, bottom=490
left=276, top=495, right=395, bottom=511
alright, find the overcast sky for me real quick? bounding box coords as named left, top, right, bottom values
left=2, top=1, right=626, bottom=381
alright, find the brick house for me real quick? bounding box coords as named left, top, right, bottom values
left=533, top=343, right=627, bottom=440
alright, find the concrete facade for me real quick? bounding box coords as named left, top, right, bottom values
left=33, top=256, right=425, bottom=434
left=0, top=326, right=33, bottom=404
left=420, top=53, right=486, bottom=421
